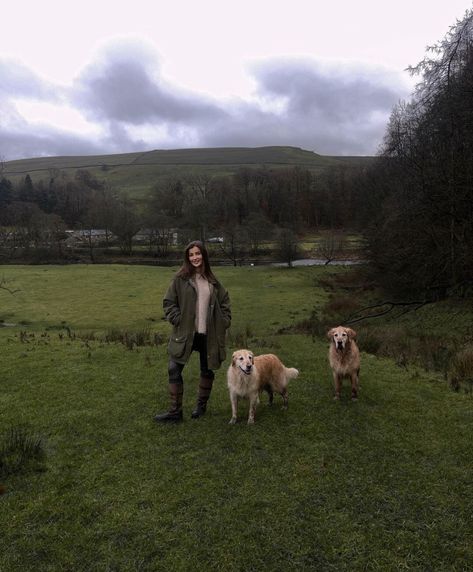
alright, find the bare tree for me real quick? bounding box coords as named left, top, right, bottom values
left=276, top=228, right=300, bottom=268
left=218, top=225, right=249, bottom=266
left=143, top=211, right=176, bottom=258
left=244, top=212, right=274, bottom=255
left=109, top=197, right=141, bottom=256
left=317, top=232, right=347, bottom=265
left=183, top=174, right=216, bottom=241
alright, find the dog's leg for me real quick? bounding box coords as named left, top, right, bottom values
left=264, top=384, right=274, bottom=406
left=229, top=391, right=238, bottom=424
left=281, top=388, right=288, bottom=409
left=333, top=373, right=341, bottom=400
left=350, top=372, right=359, bottom=401
left=248, top=394, right=258, bottom=424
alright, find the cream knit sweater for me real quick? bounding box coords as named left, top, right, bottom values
left=194, top=274, right=212, bottom=334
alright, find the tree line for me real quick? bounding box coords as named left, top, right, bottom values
left=352, top=9, right=473, bottom=300
left=0, top=163, right=362, bottom=262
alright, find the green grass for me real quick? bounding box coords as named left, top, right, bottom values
left=0, top=265, right=472, bottom=571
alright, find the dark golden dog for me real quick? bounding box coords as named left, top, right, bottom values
left=327, top=326, right=360, bottom=400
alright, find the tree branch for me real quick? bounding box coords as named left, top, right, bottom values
left=344, top=300, right=431, bottom=325
left=0, top=277, right=20, bottom=295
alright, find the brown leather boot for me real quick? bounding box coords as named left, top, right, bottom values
left=154, top=383, right=183, bottom=423
left=191, top=374, right=214, bottom=418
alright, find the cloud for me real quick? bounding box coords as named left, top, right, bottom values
left=1, top=123, right=105, bottom=161
left=0, top=59, right=59, bottom=101
left=72, top=41, right=227, bottom=124
left=201, top=59, right=409, bottom=155
left=1, top=41, right=411, bottom=161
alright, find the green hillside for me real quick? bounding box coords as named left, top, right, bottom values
left=3, top=146, right=373, bottom=197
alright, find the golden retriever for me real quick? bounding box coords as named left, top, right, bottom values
left=327, top=326, right=360, bottom=401
left=227, top=350, right=299, bottom=424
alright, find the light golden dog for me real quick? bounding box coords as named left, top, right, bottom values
left=227, top=350, right=299, bottom=424
left=327, top=326, right=360, bottom=401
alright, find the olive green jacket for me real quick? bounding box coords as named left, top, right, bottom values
left=163, top=275, right=231, bottom=369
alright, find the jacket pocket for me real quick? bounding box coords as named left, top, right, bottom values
left=215, top=301, right=230, bottom=330
left=168, top=335, right=187, bottom=359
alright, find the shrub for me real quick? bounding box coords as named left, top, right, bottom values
left=356, top=325, right=455, bottom=373
left=448, top=346, right=473, bottom=393
left=357, top=328, right=383, bottom=354
left=315, top=267, right=375, bottom=292
left=323, top=294, right=360, bottom=324
left=103, top=327, right=162, bottom=349
left=0, top=426, right=46, bottom=477
left=229, top=324, right=254, bottom=348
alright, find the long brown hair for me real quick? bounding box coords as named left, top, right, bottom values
left=176, top=240, right=218, bottom=283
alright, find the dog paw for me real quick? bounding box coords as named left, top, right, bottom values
left=229, top=417, right=237, bottom=424
left=334, top=395, right=340, bottom=401
left=247, top=418, right=255, bottom=425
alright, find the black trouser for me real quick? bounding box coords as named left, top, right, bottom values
left=168, top=333, right=214, bottom=384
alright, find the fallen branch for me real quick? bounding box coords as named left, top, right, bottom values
left=344, top=300, right=432, bottom=325
left=0, top=277, right=20, bottom=295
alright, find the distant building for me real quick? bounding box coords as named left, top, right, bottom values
left=64, top=229, right=113, bottom=246
left=134, top=229, right=179, bottom=245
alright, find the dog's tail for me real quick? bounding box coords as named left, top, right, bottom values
left=285, top=367, right=299, bottom=380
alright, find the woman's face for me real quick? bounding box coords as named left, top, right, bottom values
left=188, top=246, right=203, bottom=271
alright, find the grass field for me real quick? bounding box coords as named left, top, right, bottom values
left=1, top=265, right=472, bottom=571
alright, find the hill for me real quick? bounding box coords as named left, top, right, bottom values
left=3, top=146, right=373, bottom=197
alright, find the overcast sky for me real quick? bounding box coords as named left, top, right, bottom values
left=1, top=0, right=472, bottom=161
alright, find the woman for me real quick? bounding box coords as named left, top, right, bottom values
left=154, top=240, right=231, bottom=422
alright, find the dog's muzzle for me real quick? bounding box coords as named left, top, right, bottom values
left=239, top=365, right=252, bottom=375
left=336, top=341, right=344, bottom=351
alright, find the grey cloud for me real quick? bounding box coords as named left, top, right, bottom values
left=1, top=125, right=105, bottom=161
left=0, top=58, right=59, bottom=100
left=199, top=59, right=409, bottom=155
left=72, top=43, right=227, bottom=125
left=254, top=60, right=402, bottom=117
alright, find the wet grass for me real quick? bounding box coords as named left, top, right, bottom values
left=0, top=265, right=472, bottom=571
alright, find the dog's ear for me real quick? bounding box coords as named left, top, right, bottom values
left=232, top=351, right=238, bottom=366
left=327, top=328, right=336, bottom=339
left=346, top=328, right=357, bottom=340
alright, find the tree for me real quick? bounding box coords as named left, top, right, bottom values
left=109, top=197, right=141, bottom=255
left=361, top=8, right=473, bottom=298
left=74, top=169, right=105, bottom=191
left=218, top=225, right=249, bottom=266
left=143, top=211, right=176, bottom=258
left=183, top=174, right=215, bottom=241
left=244, top=212, right=274, bottom=255
left=18, top=174, right=35, bottom=203
left=0, top=178, right=13, bottom=222
left=149, top=178, right=185, bottom=221
left=317, top=231, right=347, bottom=265
left=276, top=228, right=300, bottom=268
